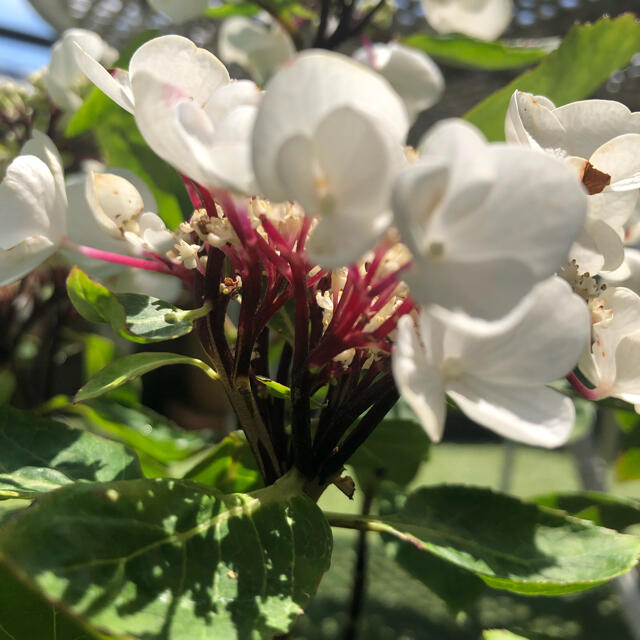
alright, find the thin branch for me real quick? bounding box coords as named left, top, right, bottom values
left=313, top=0, right=332, bottom=46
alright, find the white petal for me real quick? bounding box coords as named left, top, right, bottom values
left=86, top=172, right=144, bottom=238
left=275, top=134, right=321, bottom=213
left=130, top=70, right=204, bottom=184
left=19, top=131, right=67, bottom=232
left=314, top=106, right=396, bottom=211
left=421, top=0, right=513, bottom=41
left=138, top=212, right=175, bottom=254
left=129, top=35, right=229, bottom=108
left=0, top=237, right=58, bottom=286
left=553, top=100, right=640, bottom=159
left=446, top=277, right=590, bottom=385
left=611, top=335, right=640, bottom=399
left=602, top=248, right=640, bottom=295
left=504, top=90, right=566, bottom=153
left=45, top=29, right=116, bottom=111
left=445, top=147, right=586, bottom=274
left=0, top=156, right=58, bottom=250
left=63, top=174, right=129, bottom=277
left=405, top=255, right=537, bottom=320
left=306, top=209, right=392, bottom=270
left=73, top=42, right=135, bottom=113
left=589, top=134, right=640, bottom=191
left=588, top=189, right=637, bottom=234
left=391, top=159, right=449, bottom=258
left=401, top=144, right=587, bottom=318
left=447, top=378, right=574, bottom=448
left=353, top=43, right=444, bottom=120
left=579, top=286, right=640, bottom=391
left=218, top=15, right=295, bottom=84
left=419, top=119, right=496, bottom=233
left=203, top=80, right=262, bottom=124
left=392, top=315, right=446, bottom=443
left=571, top=218, right=624, bottom=274
left=176, top=101, right=258, bottom=193
left=252, top=50, right=409, bottom=202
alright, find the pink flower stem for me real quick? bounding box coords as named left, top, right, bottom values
left=566, top=372, right=604, bottom=402
left=62, top=238, right=192, bottom=284
left=180, top=173, right=204, bottom=210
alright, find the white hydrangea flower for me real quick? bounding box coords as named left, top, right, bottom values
left=147, top=0, right=209, bottom=23
left=353, top=42, right=444, bottom=121
left=392, top=118, right=588, bottom=320
left=251, top=50, right=410, bottom=268
left=218, top=13, right=295, bottom=84
left=44, top=29, right=117, bottom=112
left=506, top=90, right=640, bottom=274
left=0, top=132, right=67, bottom=285
left=421, top=0, right=513, bottom=41
left=393, top=277, right=590, bottom=447
left=85, top=171, right=174, bottom=255
left=578, top=286, right=640, bottom=405
left=74, top=35, right=262, bottom=193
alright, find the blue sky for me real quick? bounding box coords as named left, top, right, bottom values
left=0, top=0, right=56, bottom=76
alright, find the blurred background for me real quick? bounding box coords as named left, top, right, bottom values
left=2, top=1, right=640, bottom=639
left=2, top=0, right=640, bottom=108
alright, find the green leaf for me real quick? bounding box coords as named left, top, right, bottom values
left=617, top=447, right=640, bottom=482
left=0, top=474, right=333, bottom=639
left=483, top=631, right=530, bottom=640
left=466, top=16, right=640, bottom=140
left=402, top=34, right=547, bottom=70
left=59, top=397, right=208, bottom=467
left=184, top=431, right=263, bottom=493
left=0, top=407, right=142, bottom=499
left=255, top=374, right=324, bottom=408
left=204, top=2, right=261, bottom=18
left=65, top=86, right=118, bottom=138
left=0, top=500, right=27, bottom=526
left=74, top=351, right=218, bottom=403
left=533, top=491, right=640, bottom=531
left=81, top=333, right=116, bottom=379
left=391, top=538, right=485, bottom=612
left=203, top=0, right=313, bottom=20
left=0, top=564, right=108, bottom=640
left=349, top=419, right=430, bottom=491
left=327, top=485, right=640, bottom=595
left=79, top=333, right=142, bottom=404
left=616, top=408, right=638, bottom=433
left=67, top=267, right=208, bottom=343
left=0, top=368, right=15, bottom=406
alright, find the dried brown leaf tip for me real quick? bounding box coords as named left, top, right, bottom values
left=582, top=161, right=611, bottom=195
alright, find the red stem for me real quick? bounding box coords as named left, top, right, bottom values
left=63, top=239, right=192, bottom=284
left=567, top=371, right=603, bottom=402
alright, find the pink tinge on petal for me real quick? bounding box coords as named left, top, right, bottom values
left=162, top=82, right=189, bottom=108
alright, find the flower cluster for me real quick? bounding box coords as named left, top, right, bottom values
left=3, top=25, right=640, bottom=481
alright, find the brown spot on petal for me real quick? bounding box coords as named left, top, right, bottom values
left=582, top=162, right=611, bottom=195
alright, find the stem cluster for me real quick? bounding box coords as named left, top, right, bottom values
left=186, top=180, right=408, bottom=493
